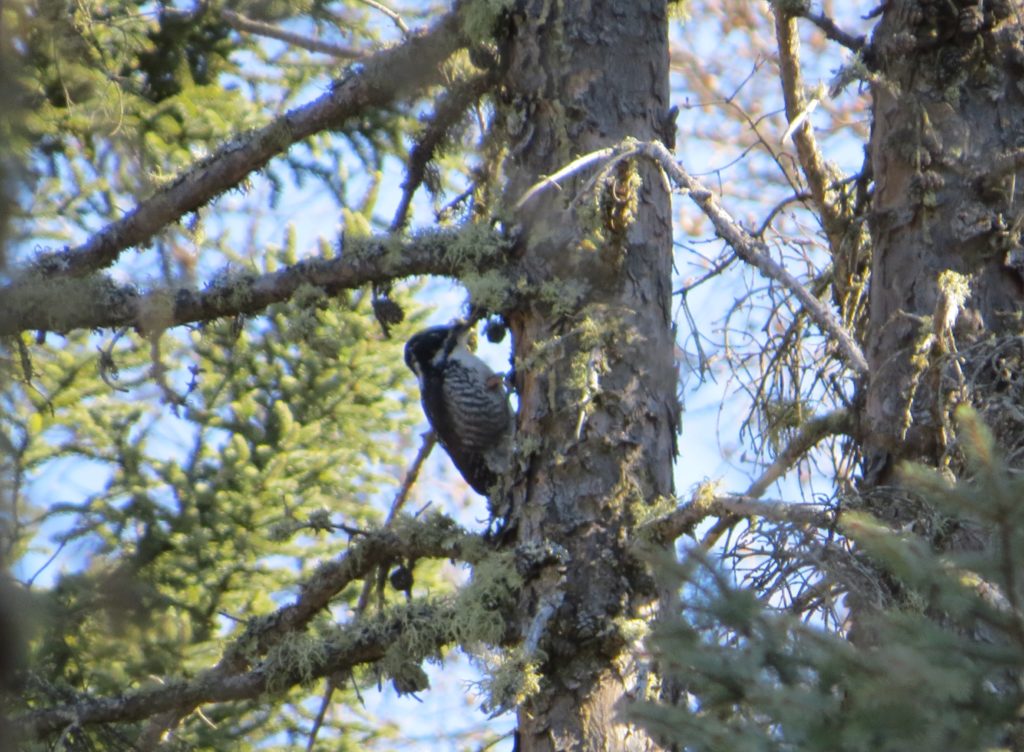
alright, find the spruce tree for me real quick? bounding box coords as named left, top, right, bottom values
left=7, top=2, right=1024, bottom=751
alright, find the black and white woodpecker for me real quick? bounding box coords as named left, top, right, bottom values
left=404, top=321, right=513, bottom=496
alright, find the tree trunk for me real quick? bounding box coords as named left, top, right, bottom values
left=499, top=1, right=677, bottom=749
left=863, top=7, right=1024, bottom=541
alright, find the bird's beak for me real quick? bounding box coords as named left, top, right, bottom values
left=452, top=320, right=477, bottom=352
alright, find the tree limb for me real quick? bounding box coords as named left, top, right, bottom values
left=652, top=410, right=851, bottom=543
left=28, top=9, right=465, bottom=280
left=772, top=5, right=849, bottom=259
left=356, top=0, right=411, bottom=37
left=0, top=227, right=508, bottom=336
left=746, top=409, right=854, bottom=499
left=653, top=492, right=836, bottom=543
left=15, top=600, right=461, bottom=743
left=796, top=7, right=866, bottom=52
left=13, top=514, right=484, bottom=743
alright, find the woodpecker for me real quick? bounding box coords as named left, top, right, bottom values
left=405, top=322, right=513, bottom=496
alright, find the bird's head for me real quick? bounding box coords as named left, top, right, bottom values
left=404, top=320, right=474, bottom=378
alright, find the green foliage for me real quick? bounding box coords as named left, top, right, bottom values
left=9, top=0, right=454, bottom=251
left=634, top=409, right=1024, bottom=751
left=2, top=276, right=432, bottom=746
left=1, top=0, right=509, bottom=745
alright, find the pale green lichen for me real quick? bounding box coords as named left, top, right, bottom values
left=632, top=494, right=678, bottom=527
left=537, top=279, right=588, bottom=319
left=263, top=630, right=329, bottom=692
left=763, top=398, right=808, bottom=453
left=452, top=551, right=521, bottom=647
left=463, top=269, right=515, bottom=312
left=667, top=0, right=691, bottom=20
left=937, top=269, right=970, bottom=311
left=692, top=480, right=722, bottom=514
left=480, top=646, right=544, bottom=713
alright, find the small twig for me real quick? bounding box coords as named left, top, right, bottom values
left=305, top=678, right=336, bottom=752
left=386, top=432, right=436, bottom=526
left=356, top=432, right=436, bottom=612
left=221, top=9, right=364, bottom=59
left=754, top=190, right=813, bottom=237
left=391, top=73, right=495, bottom=232
left=513, top=147, right=616, bottom=209
left=97, top=328, right=130, bottom=392
left=357, top=0, right=410, bottom=36
left=797, top=8, right=866, bottom=52
left=25, top=539, right=69, bottom=588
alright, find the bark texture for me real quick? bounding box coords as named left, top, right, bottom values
left=864, top=2, right=1024, bottom=491
left=499, top=2, right=677, bottom=749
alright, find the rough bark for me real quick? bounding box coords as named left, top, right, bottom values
left=863, top=3, right=1024, bottom=488
left=499, top=2, right=678, bottom=749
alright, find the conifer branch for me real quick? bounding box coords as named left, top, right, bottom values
left=0, top=227, right=507, bottom=336
left=15, top=601, right=462, bottom=743
left=13, top=517, right=484, bottom=742
left=28, top=9, right=465, bottom=280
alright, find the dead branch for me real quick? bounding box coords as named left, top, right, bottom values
left=653, top=492, right=835, bottom=543
left=221, top=9, right=364, bottom=58
left=357, top=431, right=436, bottom=612
left=356, top=0, right=411, bottom=36
left=698, top=409, right=852, bottom=549
left=796, top=7, right=866, bottom=52
left=391, top=72, right=497, bottom=231
left=653, top=409, right=851, bottom=543
left=773, top=6, right=849, bottom=258
left=746, top=409, right=854, bottom=498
